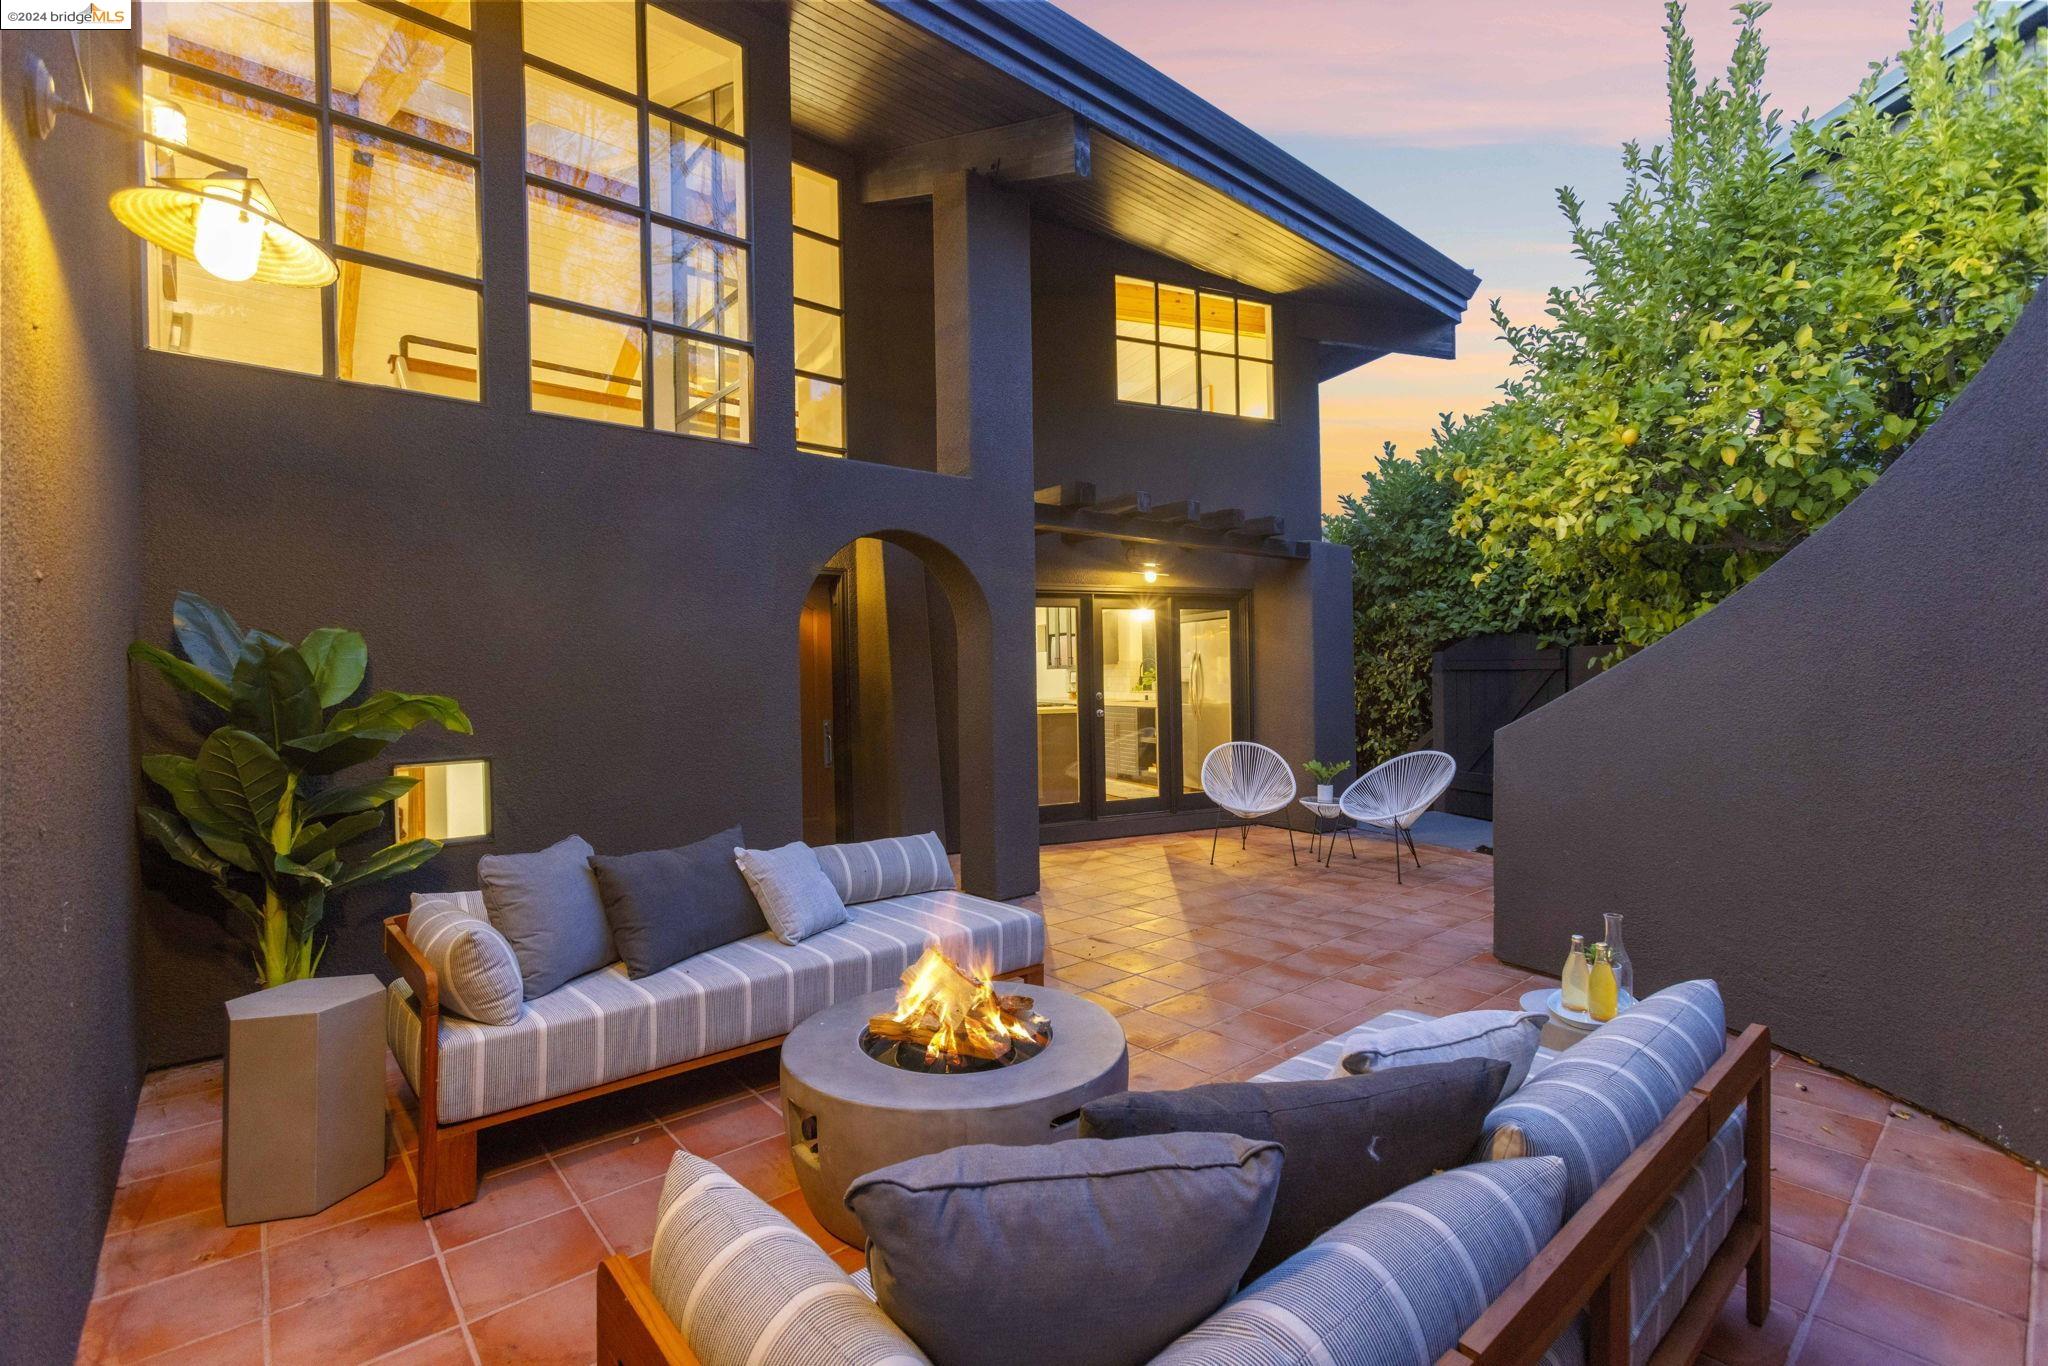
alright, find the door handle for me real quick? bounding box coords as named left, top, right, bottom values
left=822, top=719, right=833, bottom=767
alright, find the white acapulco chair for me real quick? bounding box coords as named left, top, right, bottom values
left=1200, top=742, right=1299, bottom=866
left=1334, top=750, right=1457, bottom=883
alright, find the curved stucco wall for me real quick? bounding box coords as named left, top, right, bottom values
left=1493, top=290, right=2048, bottom=1163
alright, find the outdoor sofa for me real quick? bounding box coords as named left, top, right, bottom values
left=596, top=980, right=1770, bottom=1366
left=383, top=843, right=1045, bottom=1217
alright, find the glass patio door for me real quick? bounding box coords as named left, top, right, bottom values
left=1037, top=593, right=1244, bottom=826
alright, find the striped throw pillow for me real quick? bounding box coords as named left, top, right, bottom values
left=812, top=833, right=954, bottom=905
left=649, top=1152, right=931, bottom=1366
left=1154, top=1156, right=1569, bottom=1365
left=1334, top=1009, right=1546, bottom=1096
left=405, top=895, right=523, bottom=1026
left=1481, top=980, right=1726, bottom=1209
left=734, top=841, right=849, bottom=944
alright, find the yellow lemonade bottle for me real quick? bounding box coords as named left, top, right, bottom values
left=1560, top=934, right=1590, bottom=1012
left=1588, top=944, right=1619, bottom=1022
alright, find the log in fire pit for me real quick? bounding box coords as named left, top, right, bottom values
left=782, top=948, right=1129, bottom=1245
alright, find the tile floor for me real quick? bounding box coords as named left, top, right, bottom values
left=82, top=830, right=2047, bottom=1365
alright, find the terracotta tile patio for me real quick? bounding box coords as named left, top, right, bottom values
left=82, top=831, right=2047, bottom=1364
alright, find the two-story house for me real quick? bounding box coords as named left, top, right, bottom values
left=12, top=0, right=1475, bottom=1063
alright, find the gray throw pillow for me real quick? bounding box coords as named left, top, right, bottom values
left=1081, top=1057, right=1509, bottom=1280
left=733, top=841, right=847, bottom=944
left=1335, top=1009, right=1546, bottom=1096
left=847, top=1133, right=1283, bottom=1366
left=478, top=835, right=615, bottom=998
left=811, top=832, right=954, bottom=905
left=588, top=826, right=768, bottom=978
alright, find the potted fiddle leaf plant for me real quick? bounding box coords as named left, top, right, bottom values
left=1302, top=759, right=1349, bottom=803
left=131, top=591, right=472, bottom=987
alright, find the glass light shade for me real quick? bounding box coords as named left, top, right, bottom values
left=110, top=176, right=337, bottom=287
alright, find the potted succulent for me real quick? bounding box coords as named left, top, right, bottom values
left=130, top=591, right=472, bottom=987
left=1302, top=759, right=1349, bottom=803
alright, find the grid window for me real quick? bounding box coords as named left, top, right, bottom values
left=792, top=163, right=845, bottom=457
left=1113, top=276, right=1273, bottom=420
left=523, top=1, right=751, bottom=440
left=139, top=1, right=483, bottom=399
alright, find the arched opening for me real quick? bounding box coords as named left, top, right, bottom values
left=796, top=531, right=993, bottom=872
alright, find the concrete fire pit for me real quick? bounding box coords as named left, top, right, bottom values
left=781, top=984, right=1129, bottom=1244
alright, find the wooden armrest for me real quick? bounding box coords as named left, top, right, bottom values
left=383, top=913, right=439, bottom=1016
left=598, top=1254, right=696, bottom=1366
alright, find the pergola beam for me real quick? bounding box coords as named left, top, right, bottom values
left=863, top=114, right=1092, bottom=204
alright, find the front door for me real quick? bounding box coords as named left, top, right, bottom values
left=799, top=576, right=841, bottom=844
left=1036, top=593, right=1246, bottom=828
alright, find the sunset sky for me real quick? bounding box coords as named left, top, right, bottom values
left=1056, top=0, right=1948, bottom=514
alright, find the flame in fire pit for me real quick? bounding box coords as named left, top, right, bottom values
left=863, top=945, right=1050, bottom=1073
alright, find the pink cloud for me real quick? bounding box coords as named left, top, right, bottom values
left=1059, top=0, right=1916, bottom=147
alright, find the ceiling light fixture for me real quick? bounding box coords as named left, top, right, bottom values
left=24, top=49, right=337, bottom=288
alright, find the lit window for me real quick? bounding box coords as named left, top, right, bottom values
left=523, top=1, right=751, bottom=440
left=1113, top=276, right=1273, bottom=419
left=792, top=163, right=845, bottom=457
left=140, top=1, right=482, bottom=398
left=393, top=760, right=491, bottom=843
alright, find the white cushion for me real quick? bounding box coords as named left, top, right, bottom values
left=405, top=894, right=522, bottom=1026
left=735, top=841, right=849, bottom=944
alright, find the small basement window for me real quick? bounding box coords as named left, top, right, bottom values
left=393, top=759, right=492, bottom=843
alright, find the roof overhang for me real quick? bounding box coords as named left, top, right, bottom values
left=789, top=0, right=1479, bottom=366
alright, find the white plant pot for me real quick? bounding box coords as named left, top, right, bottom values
left=1316, top=784, right=1334, bottom=802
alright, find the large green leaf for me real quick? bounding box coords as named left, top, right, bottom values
left=299, top=627, right=368, bottom=708
left=292, top=809, right=385, bottom=860
left=141, top=754, right=258, bottom=871
left=274, top=851, right=335, bottom=887
left=299, top=774, right=417, bottom=820
left=171, top=591, right=245, bottom=682
left=283, top=727, right=405, bottom=776
left=330, top=837, right=442, bottom=890
left=230, top=632, right=322, bottom=750
left=212, top=884, right=263, bottom=925
left=196, top=728, right=290, bottom=841
left=128, top=642, right=231, bottom=710
left=138, top=805, right=227, bottom=878
left=327, top=692, right=473, bottom=738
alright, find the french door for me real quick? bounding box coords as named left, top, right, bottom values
left=1034, top=593, right=1247, bottom=826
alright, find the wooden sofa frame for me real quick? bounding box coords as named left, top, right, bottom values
left=591, top=1022, right=1772, bottom=1366
left=384, top=912, right=1045, bottom=1217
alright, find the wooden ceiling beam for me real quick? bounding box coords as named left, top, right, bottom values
left=862, top=113, right=1092, bottom=204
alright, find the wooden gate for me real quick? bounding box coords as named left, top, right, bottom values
left=1430, top=634, right=1605, bottom=820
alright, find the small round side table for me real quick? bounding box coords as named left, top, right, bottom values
left=1298, top=798, right=1353, bottom=866
left=1520, top=986, right=1640, bottom=1053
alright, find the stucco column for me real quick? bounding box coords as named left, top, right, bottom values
left=932, top=173, right=1039, bottom=899
left=1252, top=541, right=1357, bottom=788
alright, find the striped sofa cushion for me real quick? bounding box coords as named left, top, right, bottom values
left=813, top=833, right=954, bottom=905
left=649, top=1151, right=929, bottom=1366
left=1482, top=980, right=1725, bottom=1209
left=389, top=890, right=1044, bottom=1122
left=1255, top=1009, right=1564, bottom=1085
left=405, top=894, right=523, bottom=1026
left=1538, top=1104, right=1748, bottom=1366
left=1153, top=1156, right=1569, bottom=1365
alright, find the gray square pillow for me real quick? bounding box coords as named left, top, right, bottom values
left=588, top=826, right=768, bottom=978
left=732, top=841, right=847, bottom=944
left=478, top=835, right=615, bottom=998
left=847, top=1133, right=1282, bottom=1366
left=1335, top=1009, right=1547, bottom=1096
left=1081, top=1056, right=1509, bottom=1280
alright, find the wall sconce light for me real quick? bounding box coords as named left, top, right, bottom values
left=23, top=49, right=337, bottom=287
left=1122, top=543, right=1171, bottom=584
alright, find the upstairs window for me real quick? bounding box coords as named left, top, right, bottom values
left=1114, top=277, right=1273, bottom=420
left=791, top=163, right=844, bottom=456
left=523, top=1, right=750, bottom=440
left=139, top=1, right=482, bottom=398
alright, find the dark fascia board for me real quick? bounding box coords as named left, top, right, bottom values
left=874, top=0, right=1481, bottom=322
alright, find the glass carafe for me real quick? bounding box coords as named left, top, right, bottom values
left=1602, top=912, right=1635, bottom=998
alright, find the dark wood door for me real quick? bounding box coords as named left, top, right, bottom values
left=799, top=577, right=839, bottom=844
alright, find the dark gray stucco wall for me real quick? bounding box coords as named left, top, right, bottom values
left=1, top=28, right=145, bottom=1361
left=1494, top=290, right=2048, bottom=1163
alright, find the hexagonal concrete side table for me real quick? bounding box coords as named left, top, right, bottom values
left=223, top=974, right=387, bottom=1226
